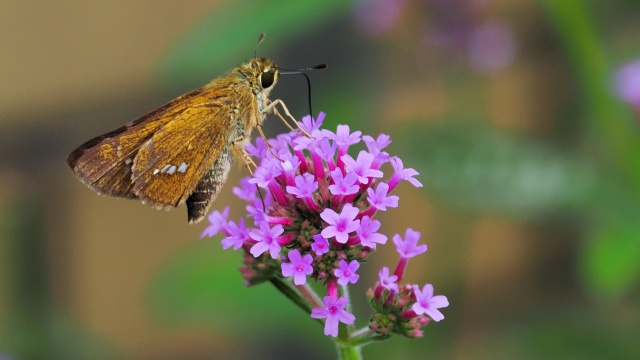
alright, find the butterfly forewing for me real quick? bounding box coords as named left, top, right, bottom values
left=67, top=87, right=207, bottom=198
left=131, top=103, right=232, bottom=209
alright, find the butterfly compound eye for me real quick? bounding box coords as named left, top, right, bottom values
left=261, top=71, right=275, bottom=89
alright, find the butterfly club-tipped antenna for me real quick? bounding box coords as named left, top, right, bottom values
left=278, top=63, right=328, bottom=126
left=255, top=33, right=267, bottom=58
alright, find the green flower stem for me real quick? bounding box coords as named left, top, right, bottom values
left=336, top=342, right=362, bottom=360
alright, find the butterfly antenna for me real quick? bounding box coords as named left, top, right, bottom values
left=255, top=33, right=266, bottom=58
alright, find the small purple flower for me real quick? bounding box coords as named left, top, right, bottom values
left=320, top=204, right=361, bottom=244
left=367, top=182, right=399, bottom=211
left=293, top=130, right=325, bottom=151
left=249, top=223, right=284, bottom=259
left=378, top=267, right=398, bottom=292
left=341, top=151, right=384, bottom=184
left=328, top=169, right=360, bottom=196
left=300, top=112, right=326, bottom=133
left=393, top=228, right=427, bottom=258
left=363, top=134, right=391, bottom=167
left=315, top=138, right=338, bottom=170
left=249, top=160, right=283, bottom=188
left=281, top=158, right=301, bottom=186
left=388, top=157, right=423, bottom=191
left=200, top=207, right=229, bottom=238
left=233, top=178, right=257, bottom=202
left=286, top=173, right=318, bottom=198
left=356, top=216, right=387, bottom=248
left=311, top=234, right=330, bottom=255
left=363, top=134, right=391, bottom=153
left=412, top=284, right=449, bottom=322
left=281, top=249, right=314, bottom=285
left=245, top=136, right=268, bottom=158
left=322, top=124, right=362, bottom=150
left=221, top=218, right=249, bottom=250
left=334, top=260, right=360, bottom=285
left=310, top=295, right=356, bottom=337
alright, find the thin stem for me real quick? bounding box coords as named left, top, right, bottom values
left=349, top=328, right=384, bottom=347
left=296, top=283, right=323, bottom=309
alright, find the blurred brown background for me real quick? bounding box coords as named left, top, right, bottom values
left=2, top=0, right=639, bottom=359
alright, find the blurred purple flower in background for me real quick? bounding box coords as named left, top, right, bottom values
left=353, top=0, right=517, bottom=74
left=614, top=58, right=640, bottom=109
left=466, top=20, right=516, bottom=74
left=353, top=0, right=407, bottom=35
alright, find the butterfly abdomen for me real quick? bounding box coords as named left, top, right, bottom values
left=186, top=144, right=233, bottom=223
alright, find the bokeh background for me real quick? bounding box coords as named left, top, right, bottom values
left=2, top=0, right=640, bottom=359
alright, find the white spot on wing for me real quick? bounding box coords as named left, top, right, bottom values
left=168, top=165, right=177, bottom=174
left=153, top=169, right=160, bottom=175
left=178, top=162, right=188, bottom=173
left=160, top=164, right=171, bottom=173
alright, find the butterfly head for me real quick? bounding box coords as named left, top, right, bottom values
left=243, top=57, right=279, bottom=94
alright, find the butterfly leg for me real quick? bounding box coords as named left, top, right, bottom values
left=263, top=99, right=313, bottom=138
left=231, top=138, right=268, bottom=210
left=231, top=137, right=257, bottom=177
left=253, top=126, right=284, bottom=162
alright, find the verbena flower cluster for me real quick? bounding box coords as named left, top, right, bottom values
left=201, top=112, right=448, bottom=338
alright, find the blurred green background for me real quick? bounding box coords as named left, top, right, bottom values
left=1, top=0, right=639, bottom=359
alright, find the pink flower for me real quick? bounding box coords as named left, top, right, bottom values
left=200, top=207, right=229, bottom=238
left=388, top=157, right=422, bottom=191
left=341, top=151, right=383, bottom=184
left=378, top=267, right=398, bottom=292
left=281, top=249, right=314, bottom=285
left=249, top=223, right=284, bottom=259
left=356, top=216, right=387, bottom=249
left=334, top=260, right=360, bottom=286
left=311, top=235, right=330, bottom=255
left=220, top=218, right=249, bottom=250
left=412, top=284, right=449, bottom=322
left=320, top=203, right=361, bottom=244
left=311, top=296, right=356, bottom=337
left=393, top=228, right=427, bottom=258
left=367, top=182, right=399, bottom=211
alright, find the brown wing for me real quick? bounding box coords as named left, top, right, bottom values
left=129, top=102, right=234, bottom=209
left=67, top=86, right=214, bottom=199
